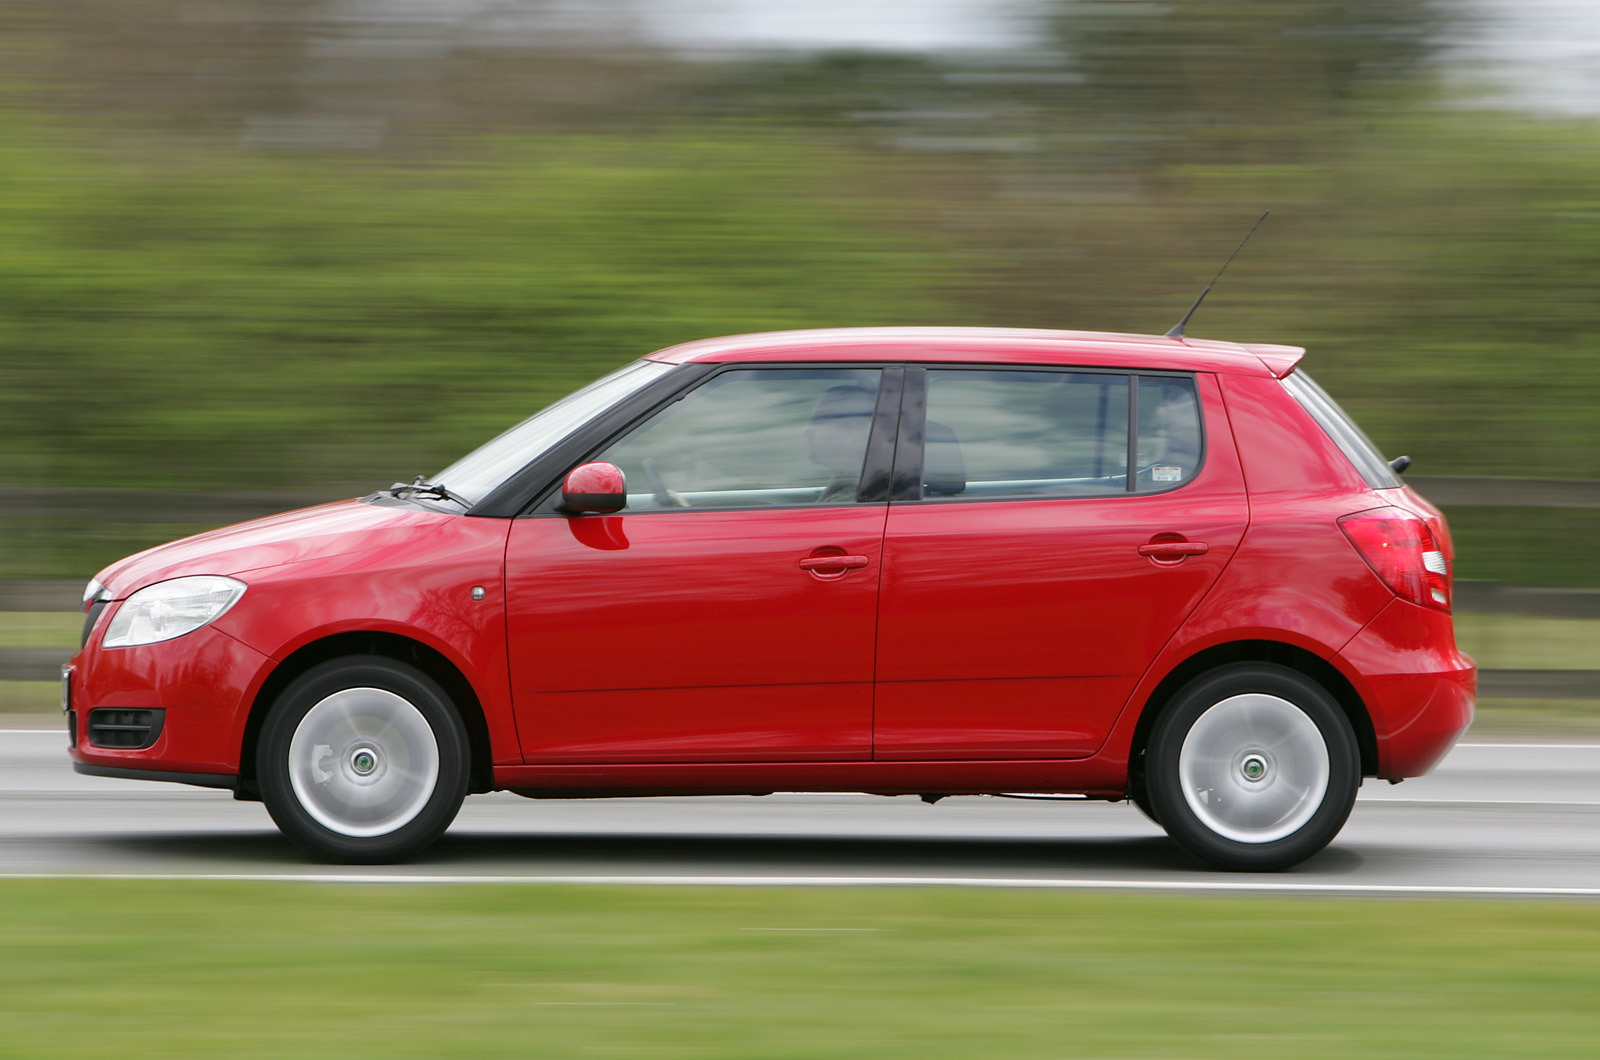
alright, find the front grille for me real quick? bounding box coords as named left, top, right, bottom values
left=87, top=708, right=165, bottom=750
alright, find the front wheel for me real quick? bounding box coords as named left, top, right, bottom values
left=257, top=656, right=470, bottom=863
left=1146, top=663, right=1360, bottom=871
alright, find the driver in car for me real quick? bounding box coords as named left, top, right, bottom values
left=805, top=384, right=877, bottom=503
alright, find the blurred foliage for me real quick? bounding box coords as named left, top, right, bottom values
left=1444, top=509, right=1600, bottom=590
left=3, top=0, right=1600, bottom=577
left=0, top=115, right=947, bottom=490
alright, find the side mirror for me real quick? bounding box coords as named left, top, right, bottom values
left=561, top=461, right=627, bottom=514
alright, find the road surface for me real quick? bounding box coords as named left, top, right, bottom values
left=3, top=724, right=1597, bottom=895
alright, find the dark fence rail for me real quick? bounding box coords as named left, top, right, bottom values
left=1406, top=476, right=1600, bottom=510
left=5, top=477, right=1600, bottom=695
left=0, top=484, right=365, bottom=525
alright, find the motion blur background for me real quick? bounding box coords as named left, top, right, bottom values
left=3, top=0, right=1600, bottom=587
left=4, top=14, right=1600, bottom=1056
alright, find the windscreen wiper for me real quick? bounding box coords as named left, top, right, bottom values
left=389, top=476, right=471, bottom=508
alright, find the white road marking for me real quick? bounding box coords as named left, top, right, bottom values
left=1359, top=798, right=1600, bottom=806
left=1459, top=743, right=1600, bottom=750
left=2, top=872, right=1600, bottom=898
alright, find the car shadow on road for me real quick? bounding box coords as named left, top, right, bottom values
left=60, top=829, right=1364, bottom=878
left=427, top=831, right=1203, bottom=875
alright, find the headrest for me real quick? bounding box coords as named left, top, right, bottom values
left=811, top=385, right=877, bottom=422
left=923, top=420, right=966, bottom=496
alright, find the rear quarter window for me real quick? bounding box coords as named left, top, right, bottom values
left=1282, top=372, right=1401, bottom=489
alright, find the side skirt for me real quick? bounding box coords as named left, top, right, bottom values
left=494, top=758, right=1127, bottom=799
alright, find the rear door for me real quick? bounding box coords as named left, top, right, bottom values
left=873, top=367, right=1248, bottom=759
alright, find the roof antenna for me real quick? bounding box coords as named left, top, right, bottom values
left=1164, top=210, right=1270, bottom=339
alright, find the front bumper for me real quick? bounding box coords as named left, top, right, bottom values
left=65, top=620, right=270, bottom=779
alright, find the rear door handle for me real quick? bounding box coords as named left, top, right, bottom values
left=798, top=554, right=870, bottom=571
left=1138, top=541, right=1209, bottom=558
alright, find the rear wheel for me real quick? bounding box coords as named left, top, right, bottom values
left=1146, top=663, right=1359, bottom=871
left=257, top=656, right=469, bottom=863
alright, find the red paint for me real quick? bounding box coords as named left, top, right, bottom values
left=69, top=624, right=269, bottom=774
left=1336, top=598, right=1475, bottom=778
left=561, top=461, right=627, bottom=513
left=65, top=326, right=1472, bottom=818
left=505, top=507, right=885, bottom=762
left=874, top=374, right=1248, bottom=760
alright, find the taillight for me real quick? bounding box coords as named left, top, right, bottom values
left=1338, top=506, right=1451, bottom=612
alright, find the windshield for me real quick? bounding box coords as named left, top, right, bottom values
left=431, top=359, right=675, bottom=505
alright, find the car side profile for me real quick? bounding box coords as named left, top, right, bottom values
left=65, top=327, right=1475, bottom=870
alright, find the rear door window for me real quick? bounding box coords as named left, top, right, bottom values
left=916, top=368, right=1201, bottom=500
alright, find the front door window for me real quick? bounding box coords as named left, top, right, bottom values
left=598, top=368, right=883, bottom=509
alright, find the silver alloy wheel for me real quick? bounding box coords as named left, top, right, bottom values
left=287, top=687, right=441, bottom=838
left=1177, top=693, right=1330, bottom=844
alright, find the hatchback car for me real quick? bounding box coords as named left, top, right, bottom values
left=65, top=327, right=1474, bottom=869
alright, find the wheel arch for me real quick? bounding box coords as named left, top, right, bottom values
left=1129, top=640, right=1378, bottom=782
left=237, top=631, right=494, bottom=799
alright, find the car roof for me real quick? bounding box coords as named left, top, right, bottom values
left=644, top=327, right=1304, bottom=378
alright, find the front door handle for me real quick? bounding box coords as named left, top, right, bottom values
left=1138, top=540, right=1209, bottom=559
left=798, top=554, right=871, bottom=572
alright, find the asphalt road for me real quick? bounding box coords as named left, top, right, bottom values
left=4, top=723, right=1599, bottom=895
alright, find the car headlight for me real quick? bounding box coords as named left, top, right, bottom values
left=101, top=576, right=247, bottom=649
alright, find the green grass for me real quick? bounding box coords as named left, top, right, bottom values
left=1453, top=613, right=1600, bottom=670
left=0, top=681, right=62, bottom=714
left=0, top=882, right=1596, bottom=1059
left=1470, top=699, right=1600, bottom=740
left=0, top=611, right=81, bottom=649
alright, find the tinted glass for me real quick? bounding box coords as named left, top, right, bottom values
left=598, top=368, right=883, bottom=510
left=922, top=370, right=1130, bottom=499
left=1283, top=371, right=1401, bottom=489
left=1134, top=375, right=1203, bottom=492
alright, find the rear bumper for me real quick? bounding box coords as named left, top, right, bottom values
left=1336, top=599, right=1476, bottom=779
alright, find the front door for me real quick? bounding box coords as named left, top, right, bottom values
left=507, top=366, right=893, bottom=763
left=873, top=368, right=1248, bottom=759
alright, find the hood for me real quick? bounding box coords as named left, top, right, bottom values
left=93, top=499, right=459, bottom=599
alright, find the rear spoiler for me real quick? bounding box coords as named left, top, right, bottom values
left=1241, top=343, right=1305, bottom=379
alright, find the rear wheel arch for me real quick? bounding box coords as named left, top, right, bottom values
left=1128, top=640, right=1377, bottom=788
left=238, top=631, right=493, bottom=800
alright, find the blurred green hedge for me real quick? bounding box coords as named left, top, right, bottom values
left=0, top=117, right=947, bottom=492
left=5, top=1, right=1600, bottom=581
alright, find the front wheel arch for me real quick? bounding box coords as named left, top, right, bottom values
left=239, top=632, right=493, bottom=800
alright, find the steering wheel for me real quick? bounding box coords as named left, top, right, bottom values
left=640, top=457, right=689, bottom=508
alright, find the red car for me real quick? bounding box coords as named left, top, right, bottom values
left=65, top=328, right=1474, bottom=869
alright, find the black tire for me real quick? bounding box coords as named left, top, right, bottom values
left=257, top=655, right=470, bottom=863
left=1146, top=663, right=1360, bottom=871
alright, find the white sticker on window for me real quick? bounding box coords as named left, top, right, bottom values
left=1151, top=466, right=1182, bottom=483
